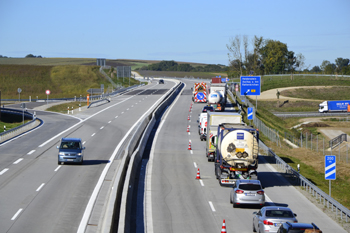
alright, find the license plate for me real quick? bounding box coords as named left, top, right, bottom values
left=274, top=223, right=281, bottom=227
left=245, top=193, right=255, bottom=196
left=67, top=159, right=74, bottom=161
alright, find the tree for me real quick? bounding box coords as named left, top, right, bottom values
left=324, top=63, right=336, bottom=74
left=260, top=40, right=288, bottom=74
left=25, top=54, right=35, bottom=58
left=335, top=57, right=349, bottom=74
left=310, top=66, right=321, bottom=73
left=227, top=35, right=244, bottom=76
left=320, top=60, right=330, bottom=72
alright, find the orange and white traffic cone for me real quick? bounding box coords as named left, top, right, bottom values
left=221, top=219, right=226, bottom=233
left=188, top=140, right=192, bottom=150
left=196, top=168, right=201, bottom=179
left=188, top=115, right=190, bottom=120
left=187, top=126, right=190, bottom=132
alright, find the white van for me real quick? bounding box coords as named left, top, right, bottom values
left=198, top=113, right=207, bottom=141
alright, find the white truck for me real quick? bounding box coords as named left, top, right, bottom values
left=198, top=113, right=207, bottom=141
left=211, top=123, right=259, bottom=186
left=208, top=83, right=227, bottom=111
left=206, top=112, right=242, bottom=162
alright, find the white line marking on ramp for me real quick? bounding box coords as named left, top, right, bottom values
left=193, top=162, right=197, bottom=168
left=209, top=201, right=216, bottom=212
left=11, top=209, right=23, bottom=220
left=36, top=183, right=45, bottom=192
left=27, top=150, right=35, bottom=155
left=100, top=126, right=104, bottom=130
left=54, top=166, right=61, bottom=172
left=199, top=180, right=204, bottom=186
left=13, top=158, right=23, bottom=164
left=0, top=168, right=9, bottom=175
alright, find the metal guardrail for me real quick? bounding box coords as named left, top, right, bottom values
left=259, top=140, right=350, bottom=223
left=0, top=108, right=42, bottom=144
left=330, top=134, right=347, bottom=149
left=87, top=98, right=111, bottom=108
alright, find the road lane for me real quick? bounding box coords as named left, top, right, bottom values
left=0, top=81, right=176, bottom=232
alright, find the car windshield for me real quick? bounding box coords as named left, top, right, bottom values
left=60, top=141, right=81, bottom=149
left=265, top=210, right=294, bottom=218
left=238, top=184, right=261, bottom=191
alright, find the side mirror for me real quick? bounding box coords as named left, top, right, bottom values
left=294, top=213, right=297, bottom=217
left=211, top=135, right=217, bottom=147
left=83, top=147, right=86, bottom=150
left=252, top=211, right=257, bottom=215
left=56, top=146, right=59, bottom=149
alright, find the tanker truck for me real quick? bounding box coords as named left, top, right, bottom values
left=211, top=123, right=259, bottom=186
left=208, top=83, right=227, bottom=111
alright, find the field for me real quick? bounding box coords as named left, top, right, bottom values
left=136, top=70, right=227, bottom=79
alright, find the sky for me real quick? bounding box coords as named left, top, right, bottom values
left=0, top=0, right=349, bottom=68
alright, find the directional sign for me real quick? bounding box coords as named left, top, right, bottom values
left=196, top=92, right=205, bottom=100
left=240, top=76, right=261, bottom=96
left=325, top=155, right=336, bottom=180
left=247, top=107, right=253, bottom=120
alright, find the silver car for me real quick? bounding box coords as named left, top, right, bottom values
left=253, top=206, right=298, bottom=233
left=230, top=179, right=265, bottom=208
left=57, top=138, right=85, bottom=165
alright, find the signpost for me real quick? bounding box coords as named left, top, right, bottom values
left=247, top=107, right=253, bottom=125
left=240, top=76, right=261, bottom=110
left=46, top=90, right=50, bottom=105
left=18, top=88, right=22, bottom=102
left=21, top=103, right=26, bottom=124
left=325, top=155, right=336, bottom=196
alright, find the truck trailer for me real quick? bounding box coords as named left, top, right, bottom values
left=319, top=100, right=350, bottom=113
left=206, top=112, right=242, bottom=162
left=212, top=123, right=259, bottom=186
left=208, top=83, right=227, bottom=111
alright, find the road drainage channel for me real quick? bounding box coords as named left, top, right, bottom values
left=129, top=106, right=168, bottom=233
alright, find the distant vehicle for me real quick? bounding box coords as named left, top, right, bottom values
left=277, top=222, right=322, bottom=233
left=318, top=100, right=350, bottom=113
left=208, top=81, right=227, bottom=111
left=252, top=206, right=298, bottom=233
left=201, top=106, right=214, bottom=112
left=57, top=138, right=85, bottom=165
left=192, top=82, right=207, bottom=103
left=230, top=179, right=265, bottom=208
left=159, top=79, right=164, bottom=84
left=197, top=113, right=207, bottom=141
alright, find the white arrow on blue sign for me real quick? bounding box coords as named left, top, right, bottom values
left=325, top=155, right=336, bottom=180
left=247, top=107, right=253, bottom=120
left=196, top=92, right=205, bottom=100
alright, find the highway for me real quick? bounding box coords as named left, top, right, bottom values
left=146, top=79, right=347, bottom=233
left=0, top=80, right=175, bottom=233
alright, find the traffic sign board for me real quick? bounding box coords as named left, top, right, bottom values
left=196, top=92, right=205, bottom=100
left=325, top=155, right=336, bottom=180
left=247, top=107, right=253, bottom=120
left=240, top=76, right=261, bottom=96
left=46, top=90, right=50, bottom=95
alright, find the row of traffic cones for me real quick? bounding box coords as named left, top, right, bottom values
left=187, top=102, right=226, bottom=233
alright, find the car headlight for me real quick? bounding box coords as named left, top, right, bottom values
left=77, top=153, right=82, bottom=156
left=59, top=152, right=65, bottom=156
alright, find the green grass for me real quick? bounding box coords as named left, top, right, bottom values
left=136, top=70, right=227, bottom=79
left=281, top=86, right=350, bottom=100
left=0, top=121, right=30, bottom=131
left=258, top=100, right=318, bottom=112
left=46, top=102, right=88, bottom=113
left=279, top=154, right=350, bottom=209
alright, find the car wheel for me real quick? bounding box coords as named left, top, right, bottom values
left=80, top=158, right=84, bottom=165
left=252, top=222, right=256, bottom=232
left=233, top=203, right=237, bottom=208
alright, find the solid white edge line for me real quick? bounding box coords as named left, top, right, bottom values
left=11, top=208, right=23, bottom=220
left=0, top=168, right=9, bottom=175
left=77, top=82, right=173, bottom=233
left=36, top=183, right=45, bottom=192
left=209, top=201, right=216, bottom=212
left=13, top=158, right=23, bottom=164
left=199, top=180, right=204, bottom=186
left=27, top=150, right=35, bottom=155
left=145, top=81, right=184, bottom=233
left=193, top=162, right=197, bottom=168
left=54, top=166, right=61, bottom=172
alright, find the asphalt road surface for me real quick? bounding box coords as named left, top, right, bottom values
left=146, top=79, right=347, bottom=233
left=0, top=81, right=175, bottom=233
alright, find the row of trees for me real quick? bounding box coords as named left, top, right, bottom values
left=310, top=58, right=350, bottom=75
left=136, top=60, right=227, bottom=72
left=227, top=35, right=305, bottom=77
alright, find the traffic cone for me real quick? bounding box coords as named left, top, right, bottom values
left=221, top=219, right=226, bottom=233
left=188, top=115, right=190, bottom=120
left=196, top=168, right=201, bottom=179
left=188, top=140, right=192, bottom=150
left=187, top=126, right=190, bottom=132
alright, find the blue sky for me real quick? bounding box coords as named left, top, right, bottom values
left=1, top=0, right=349, bottom=68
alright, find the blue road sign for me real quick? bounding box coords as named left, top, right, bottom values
left=325, top=155, right=336, bottom=180
left=240, top=76, right=261, bottom=96
left=247, top=107, right=253, bottom=120
left=196, top=92, right=205, bottom=100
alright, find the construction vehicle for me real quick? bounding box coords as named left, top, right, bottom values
left=208, top=82, right=227, bottom=111
left=212, top=123, right=259, bottom=186
left=206, top=112, right=242, bottom=162
left=192, top=82, right=207, bottom=103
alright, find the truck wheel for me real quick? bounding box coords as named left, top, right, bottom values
left=215, top=165, right=221, bottom=179
left=252, top=223, right=256, bottom=232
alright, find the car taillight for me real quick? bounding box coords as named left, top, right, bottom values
left=235, top=190, right=244, bottom=194
left=263, top=220, right=273, bottom=225
left=257, top=191, right=264, bottom=195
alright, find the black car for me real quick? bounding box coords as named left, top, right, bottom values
left=201, top=106, right=214, bottom=112
left=159, top=79, right=164, bottom=84
left=277, top=222, right=321, bottom=233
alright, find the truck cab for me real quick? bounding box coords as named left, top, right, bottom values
left=319, top=101, right=328, bottom=113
